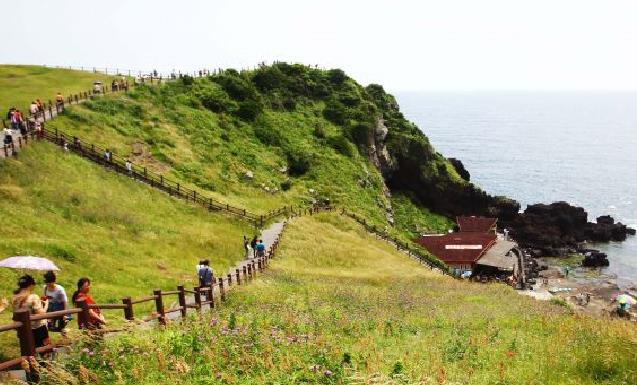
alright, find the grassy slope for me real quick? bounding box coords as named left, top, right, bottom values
left=0, top=142, right=252, bottom=360
left=0, top=65, right=122, bottom=114
left=61, top=215, right=637, bottom=385
left=46, top=84, right=447, bottom=234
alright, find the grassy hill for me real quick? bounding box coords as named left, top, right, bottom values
left=0, top=65, right=123, bottom=115
left=0, top=142, right=252, bottom=360
left=56, top=215, right=637, bottom=384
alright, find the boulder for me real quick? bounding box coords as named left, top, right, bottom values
left=582, top=250, right=609, bottom=267
left=245, top=170, right=254, bottom=180
left=596, top=215, right=615, bottom=225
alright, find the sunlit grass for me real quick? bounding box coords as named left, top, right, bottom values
left=48, top=215, right=637, bottom=384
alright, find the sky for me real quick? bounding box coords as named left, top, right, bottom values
left=3, top=0, right=637, bottom=91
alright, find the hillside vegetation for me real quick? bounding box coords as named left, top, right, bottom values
left=43, top=64, right=480, bottom=236
left=50, top=215, right=637, bottom=385
left=0, top=143, right=252, bottom=360
left=0, top=65, right=122, bottom=114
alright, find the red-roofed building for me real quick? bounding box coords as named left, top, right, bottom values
left=456, top=216, right=497, bottom=233
left=416, top=233, right=497, bottom=271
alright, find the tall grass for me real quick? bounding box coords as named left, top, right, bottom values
left=40, top=215, right=637, bottom=385
left=0, top=143, right=252, bottom=360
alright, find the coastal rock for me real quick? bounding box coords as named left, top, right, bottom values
left=627, top=227, right=636, bottom=235
left=582, top=251, right=609, bottom=267
left=508, top=201, right=633, bottom=253
left=448, top=158, right=470, bottom=181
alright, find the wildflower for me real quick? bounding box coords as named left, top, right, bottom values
left=81, top=348, right=90, bottom=354
left=324, top=369, right=333, bottom=377
left=108, top=361, right=114, bottom=368
left=215, top=372, right=222, bottom=379
left=89, top=351, right=95, bottom=357
left=210, top=318, right=218, bottom=327
left=309, top=364, right=320, bottom=372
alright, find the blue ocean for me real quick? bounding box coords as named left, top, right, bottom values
left=396, top=91, right=637, bottom=287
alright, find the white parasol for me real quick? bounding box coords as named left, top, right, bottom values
left=0, top=256, right=60, bottom=271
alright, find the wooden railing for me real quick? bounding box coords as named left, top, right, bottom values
left=0, top=223, right=290, bottom=373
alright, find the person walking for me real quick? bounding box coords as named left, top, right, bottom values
left=256, top=239, right=266, bottom=259
left=198, top=260, right=214, bottom=300
left=250, top=236, right=258, bottom=258
left=43, top=271, right=69, bottom=332
left=243, top=235, right=251, bottom=259
left=12, top=275, right=50, bottom=349
left=55, top=92, right=64, bottom=106
left=29, top=101, right=38, bottom=116
left=71, top=278, right=106, bottom=329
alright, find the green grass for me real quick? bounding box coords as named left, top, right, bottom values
left=43, top=215, right=637, bottom=384
left=0, top=142, right=252, bottom=360
left=0, top=65, right=123, bottom=115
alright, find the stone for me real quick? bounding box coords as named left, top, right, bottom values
left=245, top=170, right=254, bottom=179
left=308, top=188, right=316, bottom=194
left=582, top=250, right=609, bottom=267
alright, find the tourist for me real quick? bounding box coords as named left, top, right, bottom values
left=3, top=126, right=13, bottom=148
left=6, top=107, right=15, bottom=120
left=17, top=111, right=27, bottom=136
left=104, top=149, right=112, bottom=162
left=198, top=259, right=214, bottom=288
left=11, top=275, right=50, bottom=349
left=36, top=99, right=44, bottom=112
left=111, top=79, right=119, bottom=92
left=10, top=108, right=22, bottom=131
left=43, top=271, right=69, bottom=332
left=55, top=92, right=64, bottom=105
left=72, top=277, right=106, bottom=329
left=125, top=159, right=132, bottom=173
left=243, top=235, right=251, bottom=259
left=29, top=101, right=38, bottom=116
left=256, top=239, right=266, bottom=258
left=250, top=236, right=258, bottom=258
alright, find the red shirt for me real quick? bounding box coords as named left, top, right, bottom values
left=75, top=293, right=102, bottom=328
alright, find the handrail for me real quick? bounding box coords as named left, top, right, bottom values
left=0, top=322, right=22, bottom=333
left=30, top=308, right=81, bottom=321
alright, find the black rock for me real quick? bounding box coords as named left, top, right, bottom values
left=627, top=227, right=636, bottom=236
left=596, top=215, right=615, bottom=225
left=582, top=251, right=609, bottom=267
left=448, top=158, right=470, bottom=181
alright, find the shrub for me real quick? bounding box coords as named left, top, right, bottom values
left=280, top=179, right=292, bottom=191
left=285, top=148, right=312, bottom=176
left=348, top=122, right=371, bottom=147
left=194, top=83, right=236, bottom=113
left=323, top=99, right=347, bottom=125
left=235, top=100, right=263, bottom=121
left=212, top=75, right=256, bottom=101
left=181, top=75, right=194, bottom=86
left=328, top=68, right=347, bottom=85
left=254, top=125, right=284, bottom=147
left=327, top=135, right=355, bottom=157
left=313, top=124, right=326, bottom=139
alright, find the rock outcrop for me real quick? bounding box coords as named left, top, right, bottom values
left=508, top=202, right=634, bottom=254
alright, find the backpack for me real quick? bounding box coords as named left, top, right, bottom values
left=198, top=267, right=213, bottom=286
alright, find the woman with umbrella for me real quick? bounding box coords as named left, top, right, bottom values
left=11, top=275, right=50, bottom=349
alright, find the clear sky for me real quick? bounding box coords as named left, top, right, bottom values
left=4, top=0, right=637, bottom=91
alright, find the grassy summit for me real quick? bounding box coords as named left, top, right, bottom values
left=60, top=215, right=637, bottom=384
left=0, top=65, right=122, bottom=114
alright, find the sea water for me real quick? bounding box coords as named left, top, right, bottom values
left=396, top=91, right=637, bottom=287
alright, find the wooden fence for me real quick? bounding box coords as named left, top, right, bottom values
left=0, top=224, right=288, bottom=374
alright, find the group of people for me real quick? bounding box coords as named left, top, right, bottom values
left=11, top=273, right=106, bottom=350
left=243, top=235, right=266, bottom=259
left=5, top=104, right=46, bottom=149
left=111, top=78, right=129, bottom=92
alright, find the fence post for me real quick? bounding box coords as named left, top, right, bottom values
left=194, top=287, right=202, bottom=312
left=227, top=273, right=232, bottom=286
left=243, top=265, right=248, bottom=280
left=219, top=278, right=226, bottom=301
left=177, top=285, right=187, bottom=318
left=177, top=183, right=180, bottom=194
left=236, top=268, right=241, bottom=285
left=122, top=296, right=134, bottom=320
left=13, top=310, right=36, bottom=357
left=153, top=289, right=166, bottom=325
left=160, top=175, right=163, bottom=186
left=193, top=190, right=196, bottom=202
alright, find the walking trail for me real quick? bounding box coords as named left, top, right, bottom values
left=166, top=220, right=286, bottom=321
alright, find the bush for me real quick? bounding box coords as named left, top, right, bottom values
left=313, top=124, right=326, bottom=139
left=235, top=100, right=263, bottom=121
left=254, top=125, right=284, bottom=147
left=323, top=99, right=347, bottom=125
left=181, top=75, right=194, bottom=86
left=348, top=122, right=371, bottom=147
left=212, top=75, right=256, bottom=101
left=280, top=179, right=292, bottom=191
left=327, top=135, right=355, bottom=157
left=194, top=84, right=236, bottom=113
left=328, top=68, right=347, bottom=85
left=285, top=148, right=312, bottom=176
